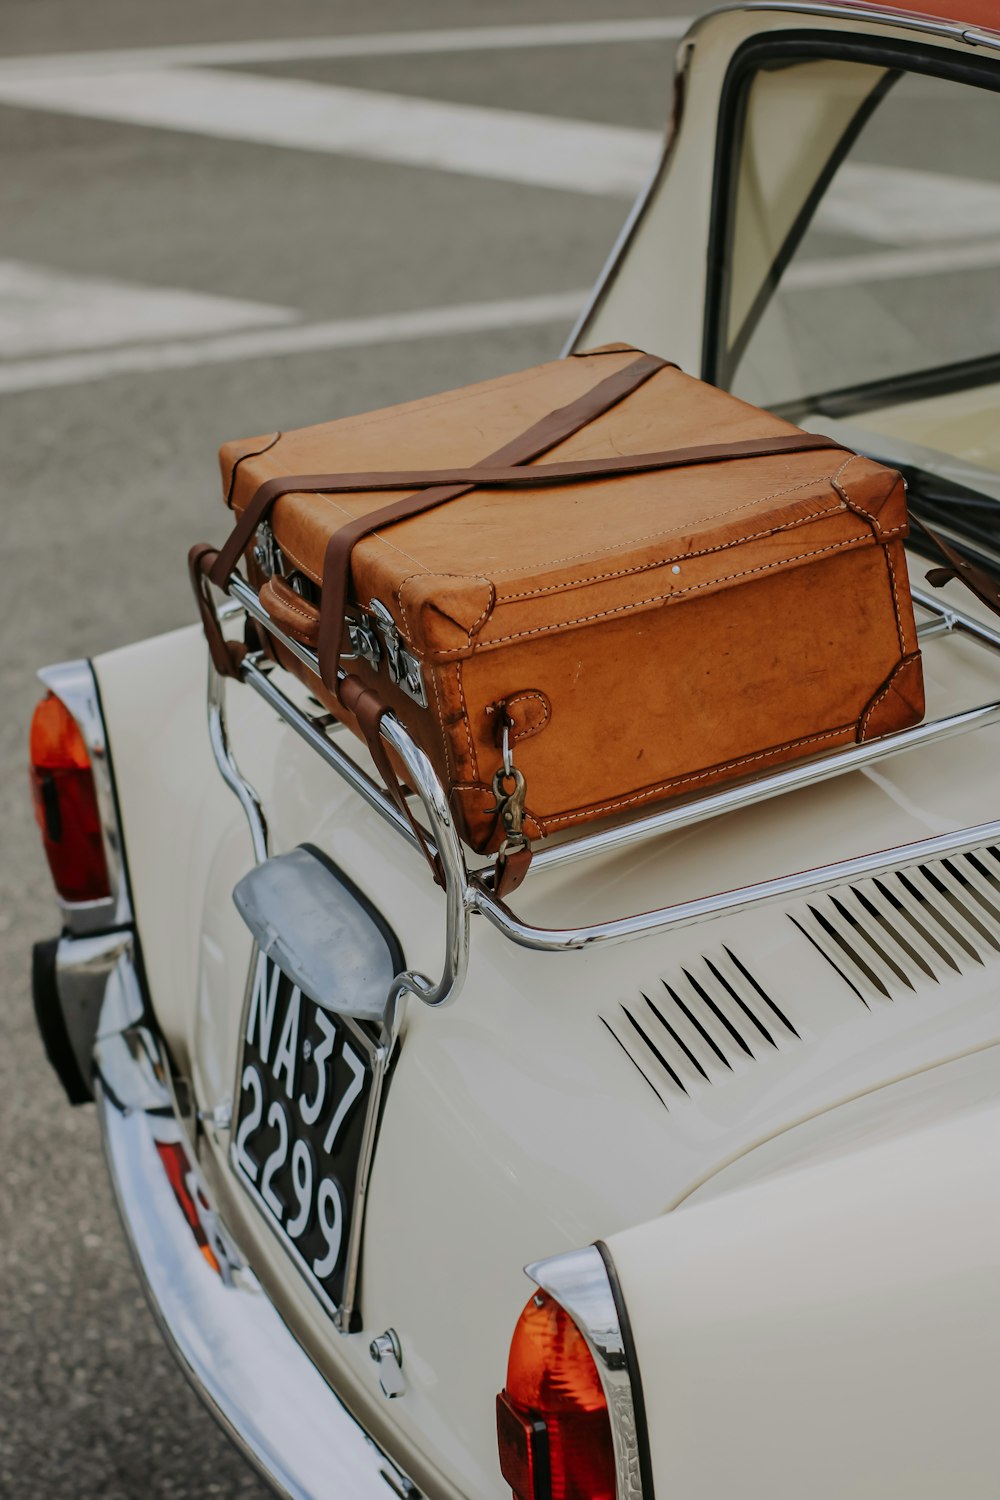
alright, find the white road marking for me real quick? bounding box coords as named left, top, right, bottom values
left=818, top=163, right=1000, bottom=244
left=0, top=19, right=693, bottom=79
left=0, top=289, right=587, bottom=394
left=0, top=68, right=657, bottom=197
left=787, top=236, right=1000, bottom=290
left=2, top=63, right=999, bottom=232
left=0, top=261, right=294, bottom=358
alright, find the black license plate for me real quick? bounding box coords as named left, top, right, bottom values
left=231, top=952, right=379, bottom=1322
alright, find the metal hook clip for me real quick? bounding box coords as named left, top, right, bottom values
left=489, top=765, right=527, bottom=843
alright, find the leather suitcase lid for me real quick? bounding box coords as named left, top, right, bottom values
left=220, top=353, right=907, bottom=664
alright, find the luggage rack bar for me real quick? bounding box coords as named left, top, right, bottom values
left=207, top=572, right=1000, bottom=1007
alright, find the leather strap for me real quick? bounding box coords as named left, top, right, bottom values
left=338, top=674, right=445, bottom=886
left=188, top=544, right=245, bottom=678
left=494, top=843, right=532, bottom=899
left=214, top=432, right=843, bottom=509
left=315, top=353, right=682, bottom=683
left=210, top=353, right=669, bottom=632
left=918, top=517, right=1000, bottom=622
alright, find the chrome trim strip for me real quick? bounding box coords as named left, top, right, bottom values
left=520, top=700, right=1000, bottom=878
left=202, top=573, right=1000, bottom=996
left=242, top=656, right=423, bottom=855
left=55, top=928, right=135, bottom=1088
left=379, top=713, right=472, bottom=1012
left=204, top=616, right=470, bottom=1009
left=732, top=3, right=999, bottom=51
left=91, top=958, right=424, bottom=1500
left=37, top=658, right=132, bottom=933
left=485, top=588, right=1000, bottom=879
left=208, top=656, right=270, bottom=865
left=472, top=815, right=1000, bottom=951
left=230, top=573, right=323, bottom=676
left=526, top=1246, right=644, bottom=1500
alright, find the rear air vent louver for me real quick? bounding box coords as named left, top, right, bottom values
left=602, top=948, right=799, bottom=1109
left=792, top=845, right=1000, bottom=1006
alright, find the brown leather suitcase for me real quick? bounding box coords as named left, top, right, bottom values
left=196, top=345, right=924, bottom=892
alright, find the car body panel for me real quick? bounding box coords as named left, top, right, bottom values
left=59, top=5, right=1000, bottom=1496
left=93, top=545, right=1000, bottom=1495
left=605, top=1085, right=1000, bottom=1499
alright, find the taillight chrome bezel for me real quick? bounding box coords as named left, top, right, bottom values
left=524, top=1243, right=651, bottom=1500
left=36, top=659, right=131, bottom=934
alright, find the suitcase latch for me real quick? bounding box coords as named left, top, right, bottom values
left=347, top=615, right=382, bottom=671
left=370, top=600, right=428, bottom=708
left=251, top=520, right=282, bottom=579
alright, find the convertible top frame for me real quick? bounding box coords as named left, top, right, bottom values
left=205, top=570, right=1000, bottom=1010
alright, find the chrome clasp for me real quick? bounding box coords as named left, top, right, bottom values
left=369, top=599, right=427, bottom=707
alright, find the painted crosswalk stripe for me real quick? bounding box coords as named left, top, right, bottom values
left=0, top=19, right=694, bottom=79
left=0, top=289, right=588, bottom=395
left=0, top=261, right=294, bottom=358
left=817, top=163, right=1000, bottom=245
left=787, top=237, right=1000, bottom=290
left=2, top=64, right=1000, bottom=234
left=0, top=69, right=658, bottom=197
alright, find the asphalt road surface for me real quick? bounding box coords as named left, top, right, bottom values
left=0, top=3, right=696, bottom=1496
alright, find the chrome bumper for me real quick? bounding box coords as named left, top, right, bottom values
left=55, top=931, right=423, bottom=1500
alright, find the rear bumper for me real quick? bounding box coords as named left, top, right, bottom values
left=50, top=929, right=424, bottom=1500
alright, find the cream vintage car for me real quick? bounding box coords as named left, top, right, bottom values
left=29, top=3, right=1000, bottom=1497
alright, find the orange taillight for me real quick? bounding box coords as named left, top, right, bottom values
left=29, top=692, right=110, bottom=903
left=154, top=1140, right=221, bottom=1276
left=498, top=1291, right=615, bottom=1500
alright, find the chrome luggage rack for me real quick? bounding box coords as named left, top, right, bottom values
left=205, top=570, right=1000, bottom=1010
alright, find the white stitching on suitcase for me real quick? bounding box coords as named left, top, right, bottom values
left=432, top=532, right=903, bottom=655
left=264, top=589, right=318, bottom=625
left=427, top=665, right=457, bottom=782
left=396, top=572, right=494, bottom=645
left=271, top=534, right=321, bottom=583
left=538, top=725, right=854, bottom=827
left=498, top=504, right=847, bottom=603
left=506, top=691, right=551, bottom=742
left=859, top=675, right=897, bottom=739
left=268, top=465, right=853, bottom=594
left=283, top=466, right=844, bottom=584
left=487, top=472, right=842, bottom=576
left=836, top=458, right=909, bottom=656
left=454, top=662, right=479, bottom=780
left=831, top=454, right=879, bottom=520
left=883, top=541, right=907, bottom=655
